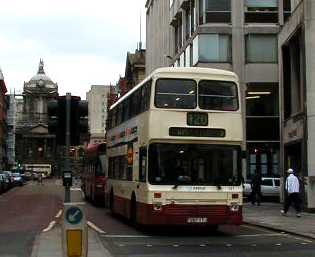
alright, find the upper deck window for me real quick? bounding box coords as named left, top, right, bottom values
left=155, top=79, right=197, bottom=109
left=198, top=80, right=238, bottom=111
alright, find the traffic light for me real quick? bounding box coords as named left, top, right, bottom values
left=47, top=95, right=88, bottom=146
left=48, top=98, right=65, bottom=145
left=70, top=97, right=88, bottom=146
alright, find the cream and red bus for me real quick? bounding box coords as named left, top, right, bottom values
left=106, top=67, right=244, bottom=227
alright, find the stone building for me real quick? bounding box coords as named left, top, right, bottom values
left=0, top=68, right=8, bottom=170
left=279, top=0, right=315, bottom=210
left=125, top=49, right=146, bottom=89
left=107, top=48, right=146, bottom=110
left=15, top=60, right=59, bottom=175
left=86, top=85, right=110, bottom=144
left=145, top=0, right=291, bottom=179
left=6, top=94, right=15, bottom=168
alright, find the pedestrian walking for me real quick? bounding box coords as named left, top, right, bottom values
left=250, top=170, right=262, bottom=206
left=38, top=173, right=43, bottom=185
left=281, top=168, right=301, bottom=217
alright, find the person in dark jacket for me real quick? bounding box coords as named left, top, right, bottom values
left=251, top=170, right=262, bottom=206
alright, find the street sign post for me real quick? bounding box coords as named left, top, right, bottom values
left=62, top=202, right=87, bottom=257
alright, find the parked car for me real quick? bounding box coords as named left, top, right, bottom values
left=12, top=173, right=23, bottom=186
left=2, top=171, right=13, bottom=187
left=0, top=174, right=6, bottom=193
left=244, top=177, right=280, bottom=199
left=0, top=174, right=10, bottom=192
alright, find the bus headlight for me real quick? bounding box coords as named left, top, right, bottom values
left=230, top=203, right=240, bottom=212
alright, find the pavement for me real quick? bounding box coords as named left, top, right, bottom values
left=243, top=201, right=315, bottom=239
left=31, top=202, right=315, bottom=257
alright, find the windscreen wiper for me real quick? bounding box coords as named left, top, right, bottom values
left=172, top=183, right=179, bottom=189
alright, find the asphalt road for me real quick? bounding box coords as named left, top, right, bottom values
left=84, top=198, right=315, bottom=257
left=0, top=179, right=63, bottom=257
left=0, top=179, right=314, bottom=257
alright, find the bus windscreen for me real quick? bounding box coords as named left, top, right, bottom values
left=149, top=143, right=242, bottom=186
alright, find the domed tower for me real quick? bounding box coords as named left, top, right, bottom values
left=23, top=59, right=58, bottom=121
left=15, top=59, right=59, bottom=177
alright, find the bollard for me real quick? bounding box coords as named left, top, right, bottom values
left=62, top=202, right=88, bottom=257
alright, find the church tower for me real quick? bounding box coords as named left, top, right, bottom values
left=15, top=60, right=59, bottom=176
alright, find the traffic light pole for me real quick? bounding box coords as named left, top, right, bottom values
left=64, top=93, right=71, bottom=203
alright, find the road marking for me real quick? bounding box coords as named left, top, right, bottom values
left=236, top=233, right=282, bottom=238
left=226, top=243, right=232, bottom=247
left=55, top=209, right=63, bottom=218
left=101, top=234, right=152, bottom=238
left=70, top=187, right=82, bottom=191
left=284, top=234, right=313, bottom=243
left=42, top=221, right=56, bottom=232
left=87, top=221, right=106, bottom=234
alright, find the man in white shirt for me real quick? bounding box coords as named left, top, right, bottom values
left=281, top=168, right=301, bottom=217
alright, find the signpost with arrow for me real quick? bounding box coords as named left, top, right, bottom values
left=62, top=203, right=88, bottom=257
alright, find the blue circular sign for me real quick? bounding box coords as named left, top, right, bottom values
left=66, top=207, right=83, bottom=224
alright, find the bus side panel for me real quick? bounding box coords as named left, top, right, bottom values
left=112, top=193, right=132, bottom=219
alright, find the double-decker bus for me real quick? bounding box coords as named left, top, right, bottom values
left=106, top=67, right=244, bottom=227
left=24, top=164, right=52, bottom=178
left=81, top=143, right=107, bottom=205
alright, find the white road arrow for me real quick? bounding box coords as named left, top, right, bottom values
left=68, top=209, right=81, bottom=223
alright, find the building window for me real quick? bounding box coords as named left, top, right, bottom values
left=198, top=34, right=232, bottom=63
left=190, top=44, right=194, bottom=66
left=246, top=83, right=279, bottom=116
left=199, top=0, right=231, bottom=24
left=185, top=45, right=191, bottom=67
left=191, top=0, right=195, bottom=34
left=170, top=0, right=174, bottom=8
left=180, top=52, right=185, bottom=67
left=174, top=14, right=183, bottom=54
left=246, top=83, right=280, bottom=142
left=247, top=143, right=280, bottom=177
left=283, top=0, right=291, bottom=22
left=282, top=29, right=303, bottom=119
left=246, top=34, right=277, bottom=63
left=185, top=7, right=191, bottom=40
left=245, top=0, right=278, bottom=23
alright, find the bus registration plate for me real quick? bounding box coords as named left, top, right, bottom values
left=187, top=217, right=208, bottom=223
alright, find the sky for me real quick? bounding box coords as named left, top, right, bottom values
left=0, top=0, right=147, bottom=99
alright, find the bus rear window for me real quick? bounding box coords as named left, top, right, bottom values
left=155, top=79, right=197, bottom=109
left=198, top=80, right=238, bottom=111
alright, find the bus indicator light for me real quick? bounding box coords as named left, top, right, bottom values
left=154, top=192, right=162, bottom=198
left=127, top=144, right=133, bottom=166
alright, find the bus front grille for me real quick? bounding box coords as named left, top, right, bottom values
left=163, top=205, right=227, bottom=216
